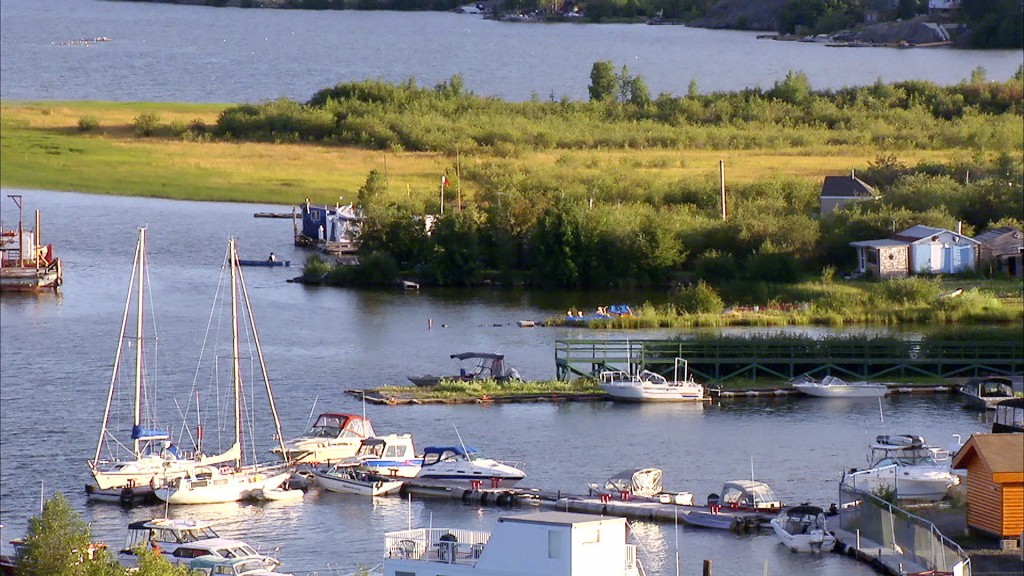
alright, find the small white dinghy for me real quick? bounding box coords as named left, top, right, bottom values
left=770, top=505, right=836, bottom=553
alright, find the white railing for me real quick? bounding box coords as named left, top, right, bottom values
left=385, top=528, right=491, bottom=565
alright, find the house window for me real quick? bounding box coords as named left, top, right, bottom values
left=548, top=530, right=562, bottom=559
left=866, top=250, right=878, bottom=265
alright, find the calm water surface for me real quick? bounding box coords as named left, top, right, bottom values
left=1, top=0, right=1022, bottom=103
left=0, top=190, right=993, bottom=575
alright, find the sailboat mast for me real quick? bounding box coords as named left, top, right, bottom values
left=236, top=257, right=290, bottom=463
left=132, top=227, right=146, bottom=456
left=229, top=238, right=243, bottom=468
left=94, top=228, right=144, bottom=465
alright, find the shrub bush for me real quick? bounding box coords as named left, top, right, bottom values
left=133, top=113, right=161, bottom=137
left=77, top=115, right=99, bottom=132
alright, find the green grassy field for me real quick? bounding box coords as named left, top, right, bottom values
left=0, top=100, right=967, bottom=206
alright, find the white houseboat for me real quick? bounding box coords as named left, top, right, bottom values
left=383, top=511, right=644, bottom=576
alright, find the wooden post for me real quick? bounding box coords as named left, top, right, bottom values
left=719, top=160, right=726, bottom=220
left=703, top=559, right=713, bottom=576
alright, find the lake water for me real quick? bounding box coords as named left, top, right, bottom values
left=1, top=0, right=1022, bottom=103
left=0, top=190, right=994, bottom=576
left=0, top=2, right=1011, bottom=572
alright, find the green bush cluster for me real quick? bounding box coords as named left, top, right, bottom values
left=212, top=72, right=1023, bottom=153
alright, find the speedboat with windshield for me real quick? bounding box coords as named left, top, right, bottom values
left=842, top=434, right=960, bottom=501
left=410, top=446, right=525, bottom=489
left=117, top=518, right=283, bottom=571
left=271, top=413, right=376, bottom=465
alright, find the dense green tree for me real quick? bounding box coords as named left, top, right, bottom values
left=17, top=492, right=112, bottom=576
left=428, top=210, right=483, bottom=285
left=357, top=169, right=388, bottom=214
left=588, top=61, right=620, bottom=102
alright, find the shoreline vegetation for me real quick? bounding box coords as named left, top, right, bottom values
left=2, top=72, right=1021, bottom=328
left=109, top=0, right=1023, bottom=49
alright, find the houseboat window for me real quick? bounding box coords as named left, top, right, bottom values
left=548, top=530, right=562, bottom=559
left=394, top=571, right=416, bottom=576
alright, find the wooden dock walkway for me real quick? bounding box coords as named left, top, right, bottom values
left=555, top=337, right=1023, bottom=383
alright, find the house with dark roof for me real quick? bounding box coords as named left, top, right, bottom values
left=849, top=225, right=978, bottom=278
left=819, top=171, right=877, bottom=215
left=974, top=227, right=1023, bottom=278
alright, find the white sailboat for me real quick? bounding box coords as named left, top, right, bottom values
left=153, top=238, right=292, bottom=505
left=88, top=228, right=222, bottom=499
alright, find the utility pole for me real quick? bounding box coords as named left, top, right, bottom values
left=719, top=160, right=727, bottom=220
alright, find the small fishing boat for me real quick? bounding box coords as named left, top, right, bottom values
left=956, top=376, right=1015, bottom=410
left=238, top=259, right=290, bottom=267
left=791, top=374, right=888, bottom=398
left=770, top=505, right=836, bottom=553
left=312, top=467, right=404, bottom=496
left=408, top=352, right=521, bottom=387
left=0, top=195, right=62, bottom=292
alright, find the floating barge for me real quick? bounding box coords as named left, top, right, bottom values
left=0, top=195, right=62, bottom=292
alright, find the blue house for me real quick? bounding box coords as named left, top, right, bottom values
left=295, top=199, right=362, bottom=250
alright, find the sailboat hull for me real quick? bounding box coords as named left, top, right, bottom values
left=155, top=469, right=291, bottom=505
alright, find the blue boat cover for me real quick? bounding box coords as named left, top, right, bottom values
left=131, top=425, right=170, bottom=441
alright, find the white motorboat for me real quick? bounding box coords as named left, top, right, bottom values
left=153, top=239, right=293, bottom=505
left=598, top=358, right=707, bottom=402
left=312, top=467, right=404, bottom=496
left=338, top=434, right=423, bottom=478
left=770, top=505, right=836, bottom=553
left=118, top=517, right=283, bottom=571
left=791, top=374, right=888, bottom=398
left=842, top=434, right=960, bottom=501
left=88, top=228, right=226, bottom=496
left=713, top=479, right=784, bottom=511
left=956, top=376, right=1015, bottom=410
left=410, top=446, right=525, bottom=489
left=271, top=412, right=376, bottom=465
left=383, top=511, right=643, bottom=576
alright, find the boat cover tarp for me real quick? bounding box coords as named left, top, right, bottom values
left=599, top=468, right=663, bottom=496
left=130, top=425, right=169, bottom=441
